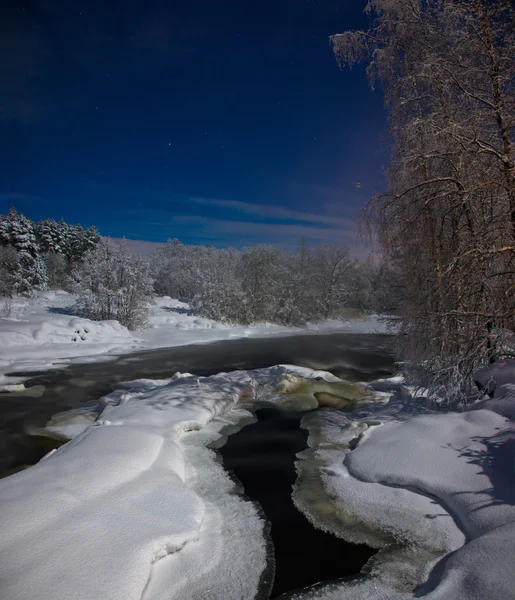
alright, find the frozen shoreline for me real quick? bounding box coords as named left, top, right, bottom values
left=292, top=370, right=515, bottom=599
left=0, top=291, right=388, bottom=385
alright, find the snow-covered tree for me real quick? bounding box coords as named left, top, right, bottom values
left=239, top=245, right=288, bottom=322
left=332, top=0, right=515, bottom=400
left=150, top=237, right=381, bottom=325
left=37, top=219, right=66, bottom=255
left=65, top=224, right=86, bottom=262
left=310, top=246, right=354, bottom=318
left=0, top=246, right=20, bottom=297
left=191, top=248, right=248, bottom=323
left=153, top=239, right=210, bottom=299
left=83, top=226, right=101, bottom=255
left=43, top=252, right=68, bottom=289
left=70, top=238, right=154, bottom=329
left=0, top=208, right=47, bottom=295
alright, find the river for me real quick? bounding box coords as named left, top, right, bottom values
left=0, top=332, right=394, bottom=474
left=0, top=331, right=396, bottom=597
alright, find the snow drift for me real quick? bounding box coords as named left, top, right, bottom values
left=2, top=364, right=514, bottom=600
left=292, top=376, right=515, bottom=600
left=0, top=372, right=267, bottom=600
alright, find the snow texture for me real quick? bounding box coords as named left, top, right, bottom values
left=2, top=363, right=515, bottom=600
left=0, top=365, right=351, bottom=600
left=292, top=373, right=515, bottom=600
left=0, top=371, right=270, bottom=600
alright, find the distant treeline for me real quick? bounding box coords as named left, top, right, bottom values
left=0, top=209, right=399, bottom=329
left=151, top=238, right=398, bottom=325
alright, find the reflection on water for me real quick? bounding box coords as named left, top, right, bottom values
left=0, top=333, right=394, bottom=474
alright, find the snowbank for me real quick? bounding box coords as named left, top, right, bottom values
left=292, top=374, right=515, bottom=600
left=1, top=362, right=515, bottom=599
left=0, top=291, right=138, bottom=384
left=0, top=371, right=268, bottom=600
left=0, top=365, right=357, bottom=600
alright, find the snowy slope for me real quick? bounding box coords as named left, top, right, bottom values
left=1, top=364, right=514, bottom=599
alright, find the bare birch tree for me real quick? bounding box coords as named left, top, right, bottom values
left=332, top=0, right=515, bottom=401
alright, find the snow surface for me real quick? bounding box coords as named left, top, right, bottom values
left=0, top=364, right=357, bottom=600
left=0, top=291, right=388, bottom=385
left=292, top=374, right=515, bottom=600
left=0, top=371, right=268, bottom=600
left=1, top=363, right=515, bottom=599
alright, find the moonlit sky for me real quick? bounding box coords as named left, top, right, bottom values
left=1, top=0, right=387, bottom=250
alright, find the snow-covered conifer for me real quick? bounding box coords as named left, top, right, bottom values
left=37, top=219, right=65, bottom=254
left=0, top=208, right=47, bottom=295
left=0, top=246, right=20, bottom=297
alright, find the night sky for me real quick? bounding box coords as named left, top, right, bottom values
left=1, top=0, right=387, bottom=250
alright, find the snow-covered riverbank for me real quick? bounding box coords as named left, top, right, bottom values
left=292, top=367, right=515, bottom=600
left=0, top=362, right=514, bottom=599
left=0, top=291, right=388, bottom=385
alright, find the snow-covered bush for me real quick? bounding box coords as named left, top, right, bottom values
left=153, top=239, right=210, bottom=299
left=70, top=239, right=154, bottom=329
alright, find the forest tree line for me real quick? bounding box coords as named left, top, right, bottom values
left=0, top=208, right=396, bottom=329
left=0, top=207, right=100, bottom=296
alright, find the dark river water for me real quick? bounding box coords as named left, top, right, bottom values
left=0, top=332, right=395, bottom=597
left=220, top=407, right=377, bottom=598
left=1, top=332, right=394, bottom=473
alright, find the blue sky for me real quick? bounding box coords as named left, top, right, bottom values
left=1, top=0, right=387, bottom=250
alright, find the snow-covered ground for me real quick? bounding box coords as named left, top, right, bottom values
left=0, top=361, right=515, bottom=600
left=291, top=367, right=515, bottom=600
left=4, top=291, right=512, bottom=599
left=0, top=365, right=343, bottom=600
left=0, top=291, right=388, bottom=385
left=0, top=362, right=514, bottom=599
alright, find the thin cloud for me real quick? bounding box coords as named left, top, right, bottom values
left=172, top=215, right=359, bottom=245
left=187, top=196, right=356, bottom=228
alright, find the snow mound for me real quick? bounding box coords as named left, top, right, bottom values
left=292, top=374, right=515, bottom=600
left=0, top=365, right=337, bottom=600
left=475, top=358, right=515, bottom=395
left=0, top=371, right=269, bottom=600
